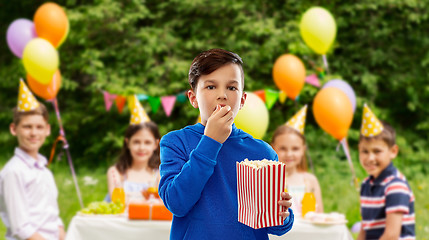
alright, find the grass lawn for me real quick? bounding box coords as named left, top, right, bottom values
left=0, top=156, right=428, bottom=239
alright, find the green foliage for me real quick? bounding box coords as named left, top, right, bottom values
left=0, top=0, right=428, bottom=178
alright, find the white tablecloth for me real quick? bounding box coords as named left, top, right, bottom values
left=65, top=215, right=353, bottom=240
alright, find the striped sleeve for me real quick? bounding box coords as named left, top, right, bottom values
left=384, top=179, right=411, bottom=214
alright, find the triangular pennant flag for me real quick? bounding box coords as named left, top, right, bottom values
left=148, top=96, right=161, bottom=114
left=305, top=74, right=321, bottom=87
left=176, top=92, right=187, bottom=103
left=361, top=104, right=384, bottom=137
left=115, top=95, right=126, bottom=114
left=285, top=105, right=307, bottom=134
left=103, top=91, right=117, bottom=111
left=279, top=91, right=287, bottom=104
left=161, top=96, right=176, bottom=117
left=265, top=89, right=279, bottom=110
left=18, top=79, right=39, bottom=111
left=127, top=95, right=135, bottom=111
left=254, top=90, right=266, bottom=102
left=137, top=94, right=149, bottom=101
left=130, top=95, right=150, bottom=124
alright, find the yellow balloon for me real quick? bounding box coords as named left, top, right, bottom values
left=234, top=92, right=269, bottom=139
left=22, top=38, right=59, bottom=84
left=300, top=7, right=337, bottom=55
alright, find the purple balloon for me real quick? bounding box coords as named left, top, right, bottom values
left=351, top=221, right=361, bottom=233
left=322, top=79, right=356, bottom=112
left=6, top=19, right=37, bottom=58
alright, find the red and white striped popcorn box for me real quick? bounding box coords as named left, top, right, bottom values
left=236, top=159, right=287, bottom=229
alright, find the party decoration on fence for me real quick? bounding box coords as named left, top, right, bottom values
left=299, top=7, right=337, bottom=55
left=278, top=91, right=287, bottom=104
left=235, top=92, right=269, bottom=139
left=272, top=54, right=306, bottom=100
left=129, top=95, right=150, bottom=124
left=148, top=96, right=162, bottom=114
left=322, top=79, right=356, bottom=112
left=286, top=105, right=307, bottom=135
left=17, top=79, right=40, bottom=111
left=312, top=87, right=353, bottom=141
left=6, top=19, right=37, bottom=58
left=27, top=70, right=61, bottom=100
left=360, top=104, right=384, bottom=137
left=115, top=96, right=127, bottom=114
left=22, top=38, right=59, bottom=84
left=34, top=2, right=69, bottom=48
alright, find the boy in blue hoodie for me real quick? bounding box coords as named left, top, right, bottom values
left=159, top=49, right=294, bottom=240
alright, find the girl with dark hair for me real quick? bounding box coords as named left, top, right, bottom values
left=106, top=121, right=161, bottom=203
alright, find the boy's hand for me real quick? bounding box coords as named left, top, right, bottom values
left=204, top=104, right=234, bottom=143
left=278, top=192, right=292, bottom=218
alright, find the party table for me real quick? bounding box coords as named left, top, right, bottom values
left=65, top=215, right=353, bottom=240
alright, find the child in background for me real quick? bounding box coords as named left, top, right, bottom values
left=106, top=95, right=161, bottom=203
left=159, top=48, right=293, bottom=240
left=271, top=105, right=323, bottom=216
left=357, top=104, right=415, bottom=240
left=0, top=80, right=65, bottom=240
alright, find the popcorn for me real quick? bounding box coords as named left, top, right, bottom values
left=237, top=159, right=286, bottom=229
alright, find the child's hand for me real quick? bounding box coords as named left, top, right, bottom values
left=278, top=192, right=292, bottom=218
left=204, top=104, right=234, bottom=143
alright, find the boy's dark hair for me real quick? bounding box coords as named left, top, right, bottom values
left=116, top=121, right=161, bottom=174
left=12, top=104, right=49, bottom=125
left=271, top=125, right=308, bottom=172
left=188, top=48, right=244, bottom=91
left=359, top=121, right=396, bottom=147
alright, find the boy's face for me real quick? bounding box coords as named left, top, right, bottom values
left=10, top=114, right=50, bottom=157
left=358, top=138, right=398, bottom=178
left=188, top=64, right=246, bottom=125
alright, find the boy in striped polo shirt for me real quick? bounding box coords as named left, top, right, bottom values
left=357, top=104, right=415, bottom=240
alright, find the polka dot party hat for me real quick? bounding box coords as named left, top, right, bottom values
left=285, top=105, right=307, bottom=134
left=17, top=79, right=39, bottom=111
left=130, top=95, right=150, bottom=125
left=361, top=103, right=384, bottom=137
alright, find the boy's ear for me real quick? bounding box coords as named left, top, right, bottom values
left=9, top=123, right=17, bottom=136
left=239, top=92, right=247, bottom=110
left=187, top=90, right=198, bottom=109
left=389, top=144, right=399, bottom=159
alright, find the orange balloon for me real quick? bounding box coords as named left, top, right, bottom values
left=27, top=70, right=62, bottom=100
left=312, top=87, right=353, bottom=140
left=272, top=54, right=306, bottom=100
left=34, top=3, right=68, bottom=48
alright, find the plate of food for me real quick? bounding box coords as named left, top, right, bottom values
left=302, top=212, right=348, bottom=225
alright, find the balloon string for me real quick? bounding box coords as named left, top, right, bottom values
left=50, top=98, right=84, bottom=208
left=322, top=54, right=330, bottom=75
left=340, top=138, right=358, bottom=189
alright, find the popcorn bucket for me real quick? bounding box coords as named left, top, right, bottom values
left=236, top=160, right=286, bottom=229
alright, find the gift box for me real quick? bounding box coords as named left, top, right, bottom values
left=128, top=202, right=173, bottom=220
left=236, top=159, right=286, bottom=229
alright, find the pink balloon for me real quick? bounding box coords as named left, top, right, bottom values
left=6, top=19, right=37, bottom=58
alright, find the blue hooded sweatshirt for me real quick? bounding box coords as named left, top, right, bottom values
left=159, top=123, right=294, bottom=240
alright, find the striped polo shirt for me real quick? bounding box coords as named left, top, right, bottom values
left=360, top=163, right=415, bottom=240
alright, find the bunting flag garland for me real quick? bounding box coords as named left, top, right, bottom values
left=148, top=96, right=162, bottom=114
left=103, top=91, right=117, bottom=111
left=254, top=90, right=265, bottom=102
left=305, top=74, right=321, bottom=87
left=161, top=96, right=176, bottom=117
left=264, top=89, right=279, bottom=110
left=278, top=91, right=287, bottom=104
left=115, top=95, right=126, bottom=114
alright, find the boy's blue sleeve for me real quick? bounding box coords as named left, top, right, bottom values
left=159, top=133, right=222, bottom=217
left=266, top=208, right=294, bottom=236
